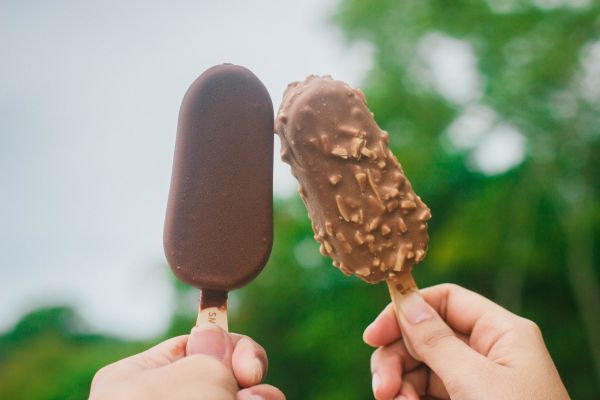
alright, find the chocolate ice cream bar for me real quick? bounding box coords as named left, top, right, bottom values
left=164, top=64, right=274, bottom=329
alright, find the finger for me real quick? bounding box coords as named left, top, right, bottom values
left=420, top=284, right=520, bottom=354
left=371, top=342, right=456, bottom=399
left=160, top=354, right=238, bottom=396
left=186, top=324, right=235, bottom=368
left=231, top=336, right=268, bottom=387
left=368, top=326, right=471, bottom=378
left=364, top=304, right=402, bottom=347
left=237, top=384, right=286, bottom=400
left=371, top=347, right=401, bottom=400
left=425, top=369, right=449, bottom=399
left=371, top=339, right=421, bottom=399
left=365, top=284, right=518, bottom=351
left=128, top=335, right=189, bottom=369
left=395, top=290, right=492, bottom=391
left=398, top=373, right=422, bottom=400
left=399, top=367, right=450, bottom=399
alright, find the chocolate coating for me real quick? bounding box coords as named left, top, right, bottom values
left=164, top=64, right=274, bottom=291
left=275, top=76, right=430, bottom=284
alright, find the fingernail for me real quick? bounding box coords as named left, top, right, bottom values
left=187, top=323, right=228, bottom=361
left=372, top=373, right=381, bottom=395
left=394, top=395, right=408, bottom=400
left=250, top=357, right=264, bottom=383
left=238, top=337, right=265, bottom=383
left=399, top=291, right=433, bottom=324
left=238, top=392, right=264, bottom=400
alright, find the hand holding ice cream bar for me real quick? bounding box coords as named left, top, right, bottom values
left=164, top=64, right=274, bottom=331
left=275, top=76, right=431, bottom=316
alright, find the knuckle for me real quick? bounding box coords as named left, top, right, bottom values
left=518, top=317, right=542, bottom=338
left=441, top=282, right=460, bottom=291
left=183, top=355, right=237, bottom=390
left=370, top=345, right=402, bottom=370
left=444, top=375, right=469, bottom=398
left=90, top=365, right=113, bottom=388
left=421, top=328, right=455, bottom=349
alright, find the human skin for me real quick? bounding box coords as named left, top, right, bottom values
left=90, top=324, right=285, bottom=400
left=363, top=284, right=570, bottom=400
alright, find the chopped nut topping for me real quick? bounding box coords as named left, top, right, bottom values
left=366, top=168, right=382, bottom=202
left=397, top=218, right=408, bottom=233
left=386, top=200, right=399, bottom=212
left=342, top=242, right=352, bottom=254
left=394, top=249, right=405, bottom=271
left=314, top=227, right=325, bottom=240
left=367, top=195, right=386, bottom=213
left=339, top=263, right=352, bottom=276
left=371, top=168, right=382, bottom=182
left=345, top=197, right=360, bottom=208
left=335, top=194, right=350, bottom=221
left=380, top=224, right=391, bottom=236
left=382, top=187, right=400, bottom=200
left=323, top=240, right=333, bottom=253
left=378, top=140, right=387, bottom=158
left=320, top=134, right=331, bottom=152
left=331, top=145, right=349, bottom=158
left=354, top=230, right=365, bottom=245
left=354, top=172, right=367, bottom=192
left=325, top=221, right=334, bottom=236
left=337, top=125, right=358, bottom=136
left=319, top=244, right=327, bottom=256
left=418, top=208, right=432, bottom=221
left=360, top=147, right=375, bottom=159
left=366, top=217, right=381, bottom=232
left=350, top=137, right=365, bottom=158
left=329, top=174, right=342, bottom=185
left=400, top=199, right=417, bottom=209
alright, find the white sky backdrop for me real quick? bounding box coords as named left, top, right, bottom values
left=0, top=0, right=373, bottom=338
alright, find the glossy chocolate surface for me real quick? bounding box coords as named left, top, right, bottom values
left=164, top=64, right=274, bottom=291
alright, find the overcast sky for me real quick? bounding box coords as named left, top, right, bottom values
left=0, top=0, right=373, bottom=338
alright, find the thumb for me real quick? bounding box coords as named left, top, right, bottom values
left=395, top=291, right=489, bottom=386
left=186, top=323, right=234, bottom=368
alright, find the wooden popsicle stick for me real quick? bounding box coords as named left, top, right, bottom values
left=386, top=270, right=418, bottom=303
left=196, top=289, right=229, bottom=331
left=386, top=270, right=421, bottom=360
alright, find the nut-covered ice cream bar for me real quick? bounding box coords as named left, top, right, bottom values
left=275, top=76, right=430, bottom=284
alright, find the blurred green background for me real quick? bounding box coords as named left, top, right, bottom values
left=1, top=0, right=599, bottom=398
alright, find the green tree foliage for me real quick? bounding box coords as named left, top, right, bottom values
left=0, top=307, right=145, bottom=399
